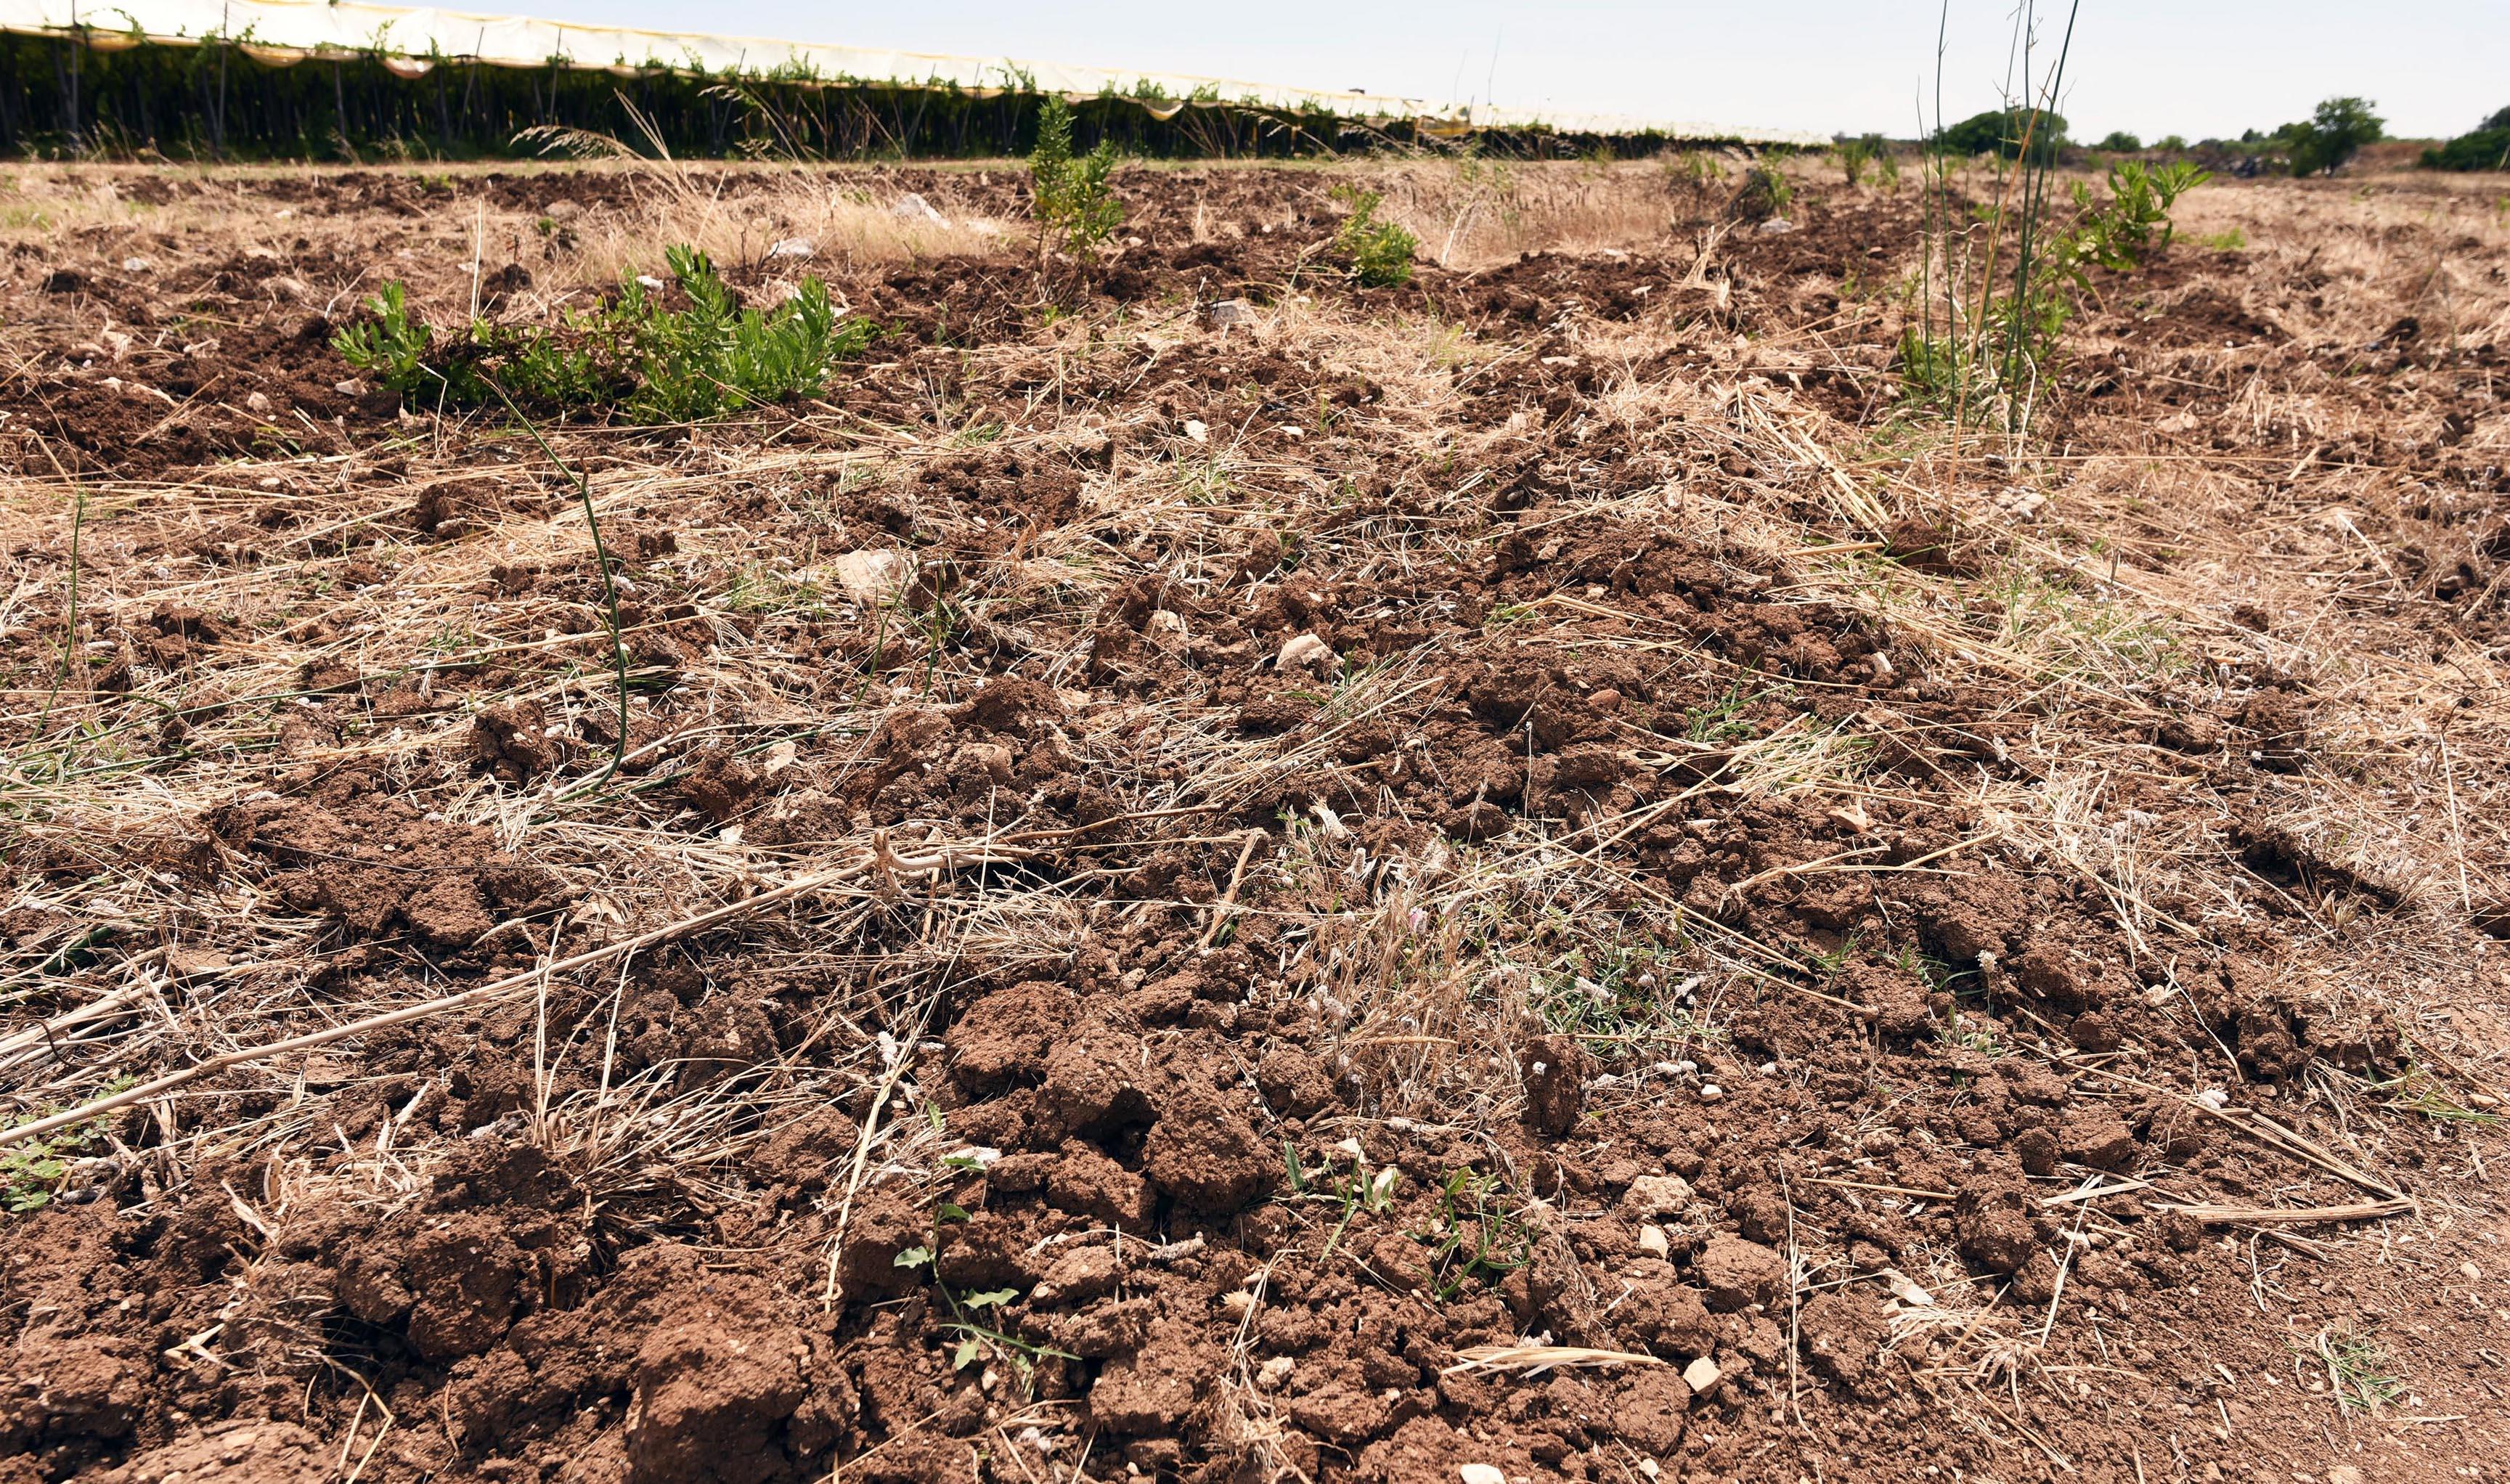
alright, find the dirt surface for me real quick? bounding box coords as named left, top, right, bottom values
left=3, top=158, right=2509, bottom=1484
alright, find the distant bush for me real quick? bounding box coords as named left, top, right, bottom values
left=1728, top=166, right=1794, bottom=223
left=2154, top=134, right=2189, bottom=153
left=2095, top=130, right=2143, bottom=152
left=1329, top=185, right=1417, bottom=288
left=2283, top=97, right=2383, bottom=176
left=337, top=248, right=873, bottom=421
left=1936, top=107, right=2068, bottom=163
left=2421, top=107, right=2510, bottom=171
left=1837, top=134, right=1888, bottom=186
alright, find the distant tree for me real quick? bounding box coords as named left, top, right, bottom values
left=1936, top=107, right=2069, bottom=163
left=2154, top=134, right=2189, bottom=152
left=2285, top=97, right=2384, bottom=176
left=2095, top=130, right=2143, bottom=152
left=2484, top=105, right=2510, bottom=131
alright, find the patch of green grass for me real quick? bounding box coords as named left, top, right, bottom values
left=1681, top=680, right=1784, bottom=744
left=2319, top=1328, right=2407, bottom=1411
left=2197, top=227, right=2248, bottom=250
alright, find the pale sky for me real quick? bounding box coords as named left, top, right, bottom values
left=515, top=1, right=2505, bottom=143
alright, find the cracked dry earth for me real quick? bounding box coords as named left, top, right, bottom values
left=2, top=158, right=2509, bottom=1484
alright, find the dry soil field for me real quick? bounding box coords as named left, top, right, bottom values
left=2, top=155, right=2508, bottom=1484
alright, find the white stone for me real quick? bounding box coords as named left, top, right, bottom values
left=1460, top=1467, right=1508, bottom=1484
left=892, top=192, right=946, bottom=223
left=1682, top=1355, right=1722, bottom=1395
left=831, top=549, right=914, bottom=605
left=1277, top=632, right=1337, bottom=677
left=1637, top=1223, right=1671, bottom=1258
left=767, top=237, right=816, bottom=260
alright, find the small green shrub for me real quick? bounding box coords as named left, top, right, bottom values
left=1329, top=184, right=1417, bottom=288
left=2067, top=158, right=2210, bottom=272
left=1838, top=134, right=1881, bottom=186
left=1027, top=95, right=1123, bottom=258
left=335, top=247, right=873, bottom=421
left=2095, top=130, right=2143, bottom=152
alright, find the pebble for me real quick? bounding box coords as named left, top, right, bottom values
left=1682, top=1355, right=1723, bottom=1395
left=1588, top=688, right=1623, bottom=712
left=1459, top=1467, right=1507, bottom=1484
left=1638, top=1223, right=1671, bottom=1258
left=2461, top=1260, right=2482, bottom=1281
left=1699, top=1084, right=1724, bottom=1101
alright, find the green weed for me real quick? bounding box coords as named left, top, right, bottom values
left=1417, top=1170, right=1534, bottom=1296
left=335, top=247, right=873, bottom=422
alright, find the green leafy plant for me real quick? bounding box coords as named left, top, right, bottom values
left=1027, top=94, right=1122, bottom=260
left=1900, top=14, right=2203, bottom=437
left=1329, top=184, right=1417, bottom=288
left=4, top=1085, right=126, bottom=1215
left=2065, top=158, right=2210, bottom=272
left=334, top=247, right=873, bottom=422
left=2093, top=129, right=2142, bottom=152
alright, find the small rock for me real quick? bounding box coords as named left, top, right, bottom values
left=1182, top=417, right=1208, bottom=443
left=1695, top=1236, right=1787, bottom=1312
left=334, top=378, right=367, bottom=396
left=892, top=192, right=946, bottom=223
left=121, top=256, right=152, bottom=272
left=767, top=237, right=815, bottom=260
left=1681, top=1355, right=1722, bottom=1395
left=244, top=391, right=273, bottom=415
left=831, top=550, right=914, bottom=605
left=2461, top=1261, right=2482, bottom=1282
left=1622, top=1174, right=1695, bottom=1220
left=1587, top=688, right=1623, bottom=712
left=1207, top=298, right=1255, bottom=327
left=543, top=199, right=583, bottom=220
left=1698, top=1083, right=1724, bottom=1101
left=1637, top=1223, right=1670, bottom=1258
left=1459, top=1467, right=1509, bottom=1484
left=1277, top=632, right=1337, bottom=678
left=1257, top=1355, right=1295, bottom=1390
left=1756, top=218, right=1796, bottom=235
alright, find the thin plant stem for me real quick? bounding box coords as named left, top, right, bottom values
left=475, top=372, right=633, bottom=801
left=28, top=434, right=88, bottom=744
